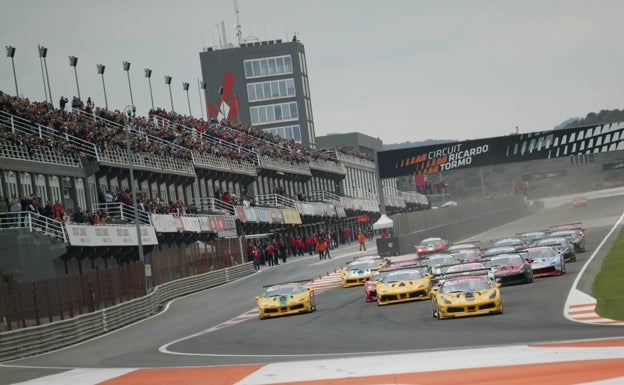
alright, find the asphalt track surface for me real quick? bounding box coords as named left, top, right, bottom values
left=1, top=193, right=623, bottom=384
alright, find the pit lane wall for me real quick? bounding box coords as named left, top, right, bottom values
left=377, top=195, right=530, bottom=256
left=0, top=262, right=256, bottom=362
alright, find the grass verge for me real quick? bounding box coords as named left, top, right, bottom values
left=592, top=227, right=624, bottom=320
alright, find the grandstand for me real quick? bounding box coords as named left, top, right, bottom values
left=0, top=91, right=428, bottom=289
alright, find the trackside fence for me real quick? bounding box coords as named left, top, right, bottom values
left=0, top=262, right=255, bottom=362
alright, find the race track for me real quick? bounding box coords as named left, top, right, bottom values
left=1, top=193, right=623, bottom=384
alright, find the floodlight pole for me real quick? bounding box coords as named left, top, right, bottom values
left=97, top=64, right=108, bottom=109
left=40, top=46, right=53, bottom=102
left=5, top=46, right=18, bottom=96
left=145, top=68, right=154, bottom=110
left=165, top=75, right=174, bottom=111
left=198, top=80, right=206, bottom=120
left=183, top=82, right=192, bottom=116
left=38, top=45, right=52, bottom=103
left=123, top=61, right=134, bottom=106
left=123, top=105, right=151, bottom=291
left=69, top=56, right=80, bottom=100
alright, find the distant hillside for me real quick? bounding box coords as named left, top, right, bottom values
left=383, top=139, right=455, bottom=151
left=383, top=109, right=624, bottom=149
left=558, top=109, right=624, bottom=130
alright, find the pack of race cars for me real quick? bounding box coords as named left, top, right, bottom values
left=255, top=223, right=586, bottom=320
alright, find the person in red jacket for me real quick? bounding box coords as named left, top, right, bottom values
left=251, top=246, right=261, bottom=271
left=358, top=231, right=366, bottom=251
left=266, top=241, right=276, bottom=266
left=315, top=239, right=326, bottom=260
left=344, top=228, right=353, bottom=245
left=296, top=237, right=305, bottom=256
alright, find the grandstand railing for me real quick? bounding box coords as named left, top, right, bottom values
left=0, top=141, right=82, bottom=167
left=0, top=211, right=67, bottom=243
left=213, top=120, right=293, bottom=155
left=150, top=115, right=259, bottom=163
left=307, top=190, right=342, bottom=204
left=257, top=156, right=311, bottom=176
left=191, top=151, right=257, bottom=176
left=0, top=111, right=98, bottom=160
left=196, top=197, right=235, bottom=214
left=335, top=152, right=375, bottom=168
left=92, top=202, right=151, bottom=225
left=97, top=147, right=196, bottom=176
left=344, top=188, right=378, bottom=200
left=308, top=158, right=347, bottom=175
left=255, top=193, right=297, bottom=209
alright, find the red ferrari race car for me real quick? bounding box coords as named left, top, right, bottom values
left=415, top=237, right=448, bottom=256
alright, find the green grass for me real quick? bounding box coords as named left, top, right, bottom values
left=592, top=227, right=624, bottom=321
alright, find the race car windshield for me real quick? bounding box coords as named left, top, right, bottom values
left=428, top=257, right=456, bottom=267
left=421, top=239, right=442, bottom=246
left=348, top=261, right=377, bottom=270
left=446, top=263, right=486, bottom=273
left=489, top=255, right=524, bottom=266
left=440, top=280, right=489, bottom=294
left=528, top=249, right=557, bottom=259
left=264, top=286, right=304, bottom=297
left=537, top=239, right=565, bottom=248
left=494, top=238, right=523, bottom=246
left=382, top=270, right=424, bottom=283
left=550, top=231, right=575, bottom=239
left=483, top=247, right=516, bottom=257
left=520, top=232, right=545, bottom=240
left=454, top=251, right=479, bottom=260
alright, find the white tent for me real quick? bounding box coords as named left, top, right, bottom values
left=372, top=214, right=393, bottom=230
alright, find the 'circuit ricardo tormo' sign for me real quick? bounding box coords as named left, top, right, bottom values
left=377, top=121, right=624, bottom=178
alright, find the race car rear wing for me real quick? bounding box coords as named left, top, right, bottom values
left=428, top=262, right=489, bottom=277
left=436, top=267, right=493, bottom=281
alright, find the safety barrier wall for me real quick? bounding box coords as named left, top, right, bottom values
left=377, top=201, right=531, bottom=256
left=0, top=262, right=256, bottom=362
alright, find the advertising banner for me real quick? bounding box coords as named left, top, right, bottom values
left=66, top=224, right=158, bottom=246
left=378, top=122, right=624, bottom=178
left=281, top=209, right=302, bottom=224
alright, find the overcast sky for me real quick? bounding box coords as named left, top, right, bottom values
left=1, top=0, right=623, bottom=144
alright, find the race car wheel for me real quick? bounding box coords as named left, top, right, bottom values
left=433, top=303, right=443, bottom=320
left=561, top=261, right=566, bottom=274
left=527, top=272, right=534, bottom=283
left=571, top=254, right=577, bottom=262
left=310, top=295, right=317, bottom=312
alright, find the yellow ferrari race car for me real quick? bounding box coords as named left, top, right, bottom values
left=256, top=282, right=316, bottom=319
left=431, top=274, right=503, bottom=320
left=341, top=259, right=385, bottom=287
left=375, top=267, right=432, bottom=305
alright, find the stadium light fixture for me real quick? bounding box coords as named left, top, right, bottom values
left=38, top=45, right=51, bottom=102
left=5, top=46, right=18, bottom=96
left=96, top=64, right=108, bottom=110
left=144, top=68, right=154, bottom=110
left=122, top=61, right=134, bottom=105
left=164, top=75, right=174, bottom=112
left=198, top=80, right=207, bottom=120
left=182, top=82, right=192, bottom=116
left=68, top=55, right=81, bottom=100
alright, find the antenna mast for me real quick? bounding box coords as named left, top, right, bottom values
left=233, top=0, right=242, bottom=46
